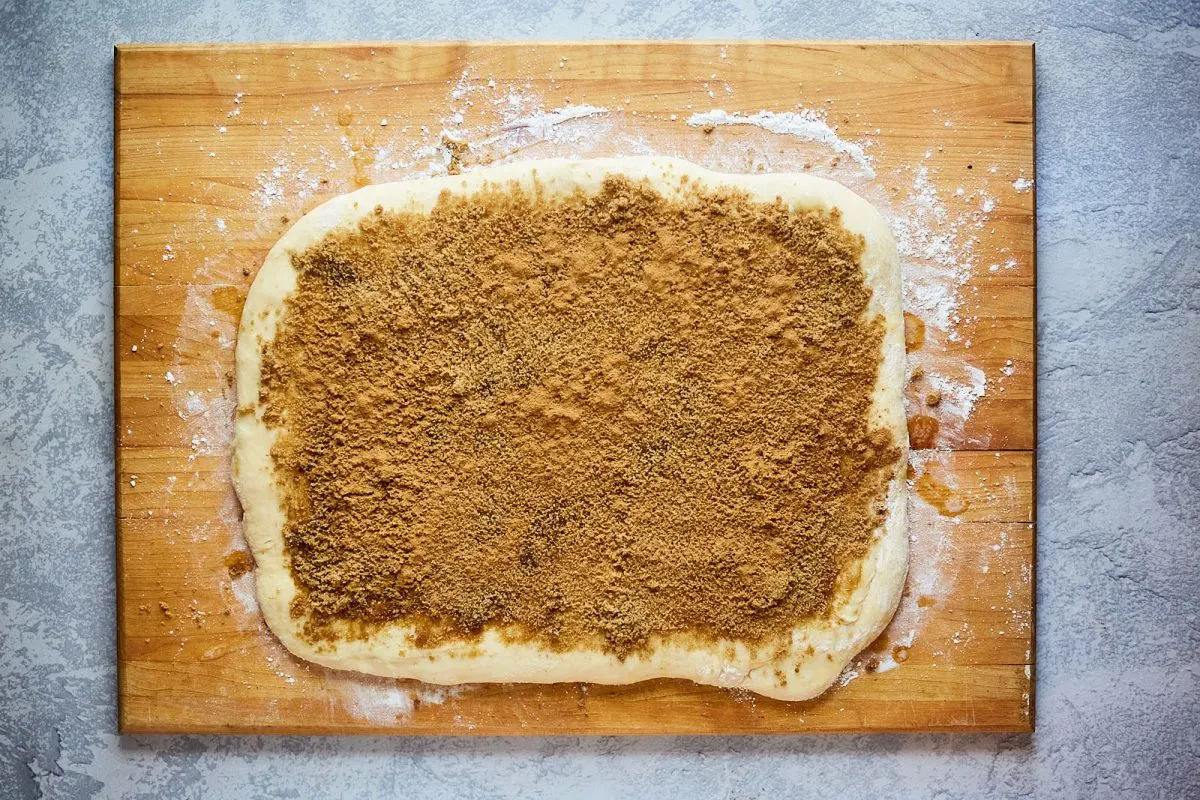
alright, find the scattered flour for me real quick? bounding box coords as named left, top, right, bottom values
left=686, top=108, right=874, bottom=175
left=894, top=166, right=972, bottom=330
left=253, top=181, right=284, bottom=209
left=228, top=572, right=259, bottom=619
left=501, top=104, right=610, bottom=139
left=338, top=679, right=460, bottom=725
left=836, top=664, right=861, bottom=686
left=920, top=364, right=988, bottom=435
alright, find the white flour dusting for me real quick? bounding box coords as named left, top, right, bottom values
left=166, top=285, right=239, bottom=546
left=228, top=573, right=259, bottom=620
left=836, top=664, right=861, bottom=686
left=686, top=109, right=874, bottom=175
left=339, top=679, right=461, bottom=725
left=904, top=355, right=989, bottom=447
left=501, top=104, right=610, bottom=139
left=925, top=365, right=987, bottom=428
left=894, top=166, right=972, bottom=331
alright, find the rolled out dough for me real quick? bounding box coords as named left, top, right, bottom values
left=233, top=157, right=908, bottom=701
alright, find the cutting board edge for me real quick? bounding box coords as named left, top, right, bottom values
left=112, top=39, right=1037, bottom=737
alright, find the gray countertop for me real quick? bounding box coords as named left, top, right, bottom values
left=2, top=1, right=1198, bottom=798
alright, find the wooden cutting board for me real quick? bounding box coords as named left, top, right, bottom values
left=115, top=41, right=1035, bottom=735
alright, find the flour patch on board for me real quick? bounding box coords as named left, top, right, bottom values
left=895, top=450, right=964, bottom=654
left=501, top=104, right=610, bottom=140
left=336, top=678, right=462, bottom=725
left=686, top=108, right=875, bottom=176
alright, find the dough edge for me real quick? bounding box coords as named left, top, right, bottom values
left=231, top=156, right=909, bottom=702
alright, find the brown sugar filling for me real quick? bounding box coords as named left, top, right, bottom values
left=259, top=174, right=900, bottom=656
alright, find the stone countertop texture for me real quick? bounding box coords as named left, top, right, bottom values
left=1, top=1, right=1198, bottom=798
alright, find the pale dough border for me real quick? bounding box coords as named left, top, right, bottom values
left=232, top=157, right=908, bottom=701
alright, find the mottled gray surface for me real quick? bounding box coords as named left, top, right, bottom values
left=1, top=0, right=1198, bottom=797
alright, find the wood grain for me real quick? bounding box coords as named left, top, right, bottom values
left=115, top=41, right=1035, bottom=735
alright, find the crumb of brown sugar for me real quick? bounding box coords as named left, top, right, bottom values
left=159, top=602, right=173, bottom=619
left=925, top=390, right=942, bottom=407
left=225, top=550, right=256, bottom=579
